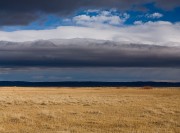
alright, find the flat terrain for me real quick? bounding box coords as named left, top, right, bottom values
left=0, top=87, right=179, bottom=133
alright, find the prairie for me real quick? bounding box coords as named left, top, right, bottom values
left=0, top=87, right=179, bottom=133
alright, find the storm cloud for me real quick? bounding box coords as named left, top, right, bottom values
left=0, top=0, right=180, bottom=26
left=0, top=39, right=180, bottom=68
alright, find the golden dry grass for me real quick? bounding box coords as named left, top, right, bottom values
left=0, top=87, right=179, bottom=133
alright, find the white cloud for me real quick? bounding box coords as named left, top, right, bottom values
left=147, top=12, right=163, bottom=19
left=0, top=21, right=180, bottom=46
left=63, top=18, right=71, bottom=22
left=73, top=10, right=129, bottom=26
left=86, top=9, right=100, bottom=13
left=101, top=11, right=111, bottom=16
left=134, top=21, right=143, bottom=25
left=73, top=14, right=123, bottom=26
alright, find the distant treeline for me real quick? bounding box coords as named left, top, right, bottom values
left=0, top=81, right=180, bottom=87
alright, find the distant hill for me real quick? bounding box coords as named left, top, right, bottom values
left=0, top=81, right=180, bottom=87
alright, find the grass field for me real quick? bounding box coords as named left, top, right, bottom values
left=0, top=87, right=179, bottom=133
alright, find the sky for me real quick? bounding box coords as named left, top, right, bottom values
left=0, top=0, right=180, bottom=82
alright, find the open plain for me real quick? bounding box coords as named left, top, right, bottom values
left=0, top=87, right=179, bottom=133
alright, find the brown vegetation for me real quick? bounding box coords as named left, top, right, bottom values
left=0, top=87, right=179, bottom=133
left=142, top=86, right=153, bottom=89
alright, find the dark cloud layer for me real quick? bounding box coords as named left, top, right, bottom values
left=0, top=0, right=180, bottom=26
left=0, top=40, right=180, bottom=68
